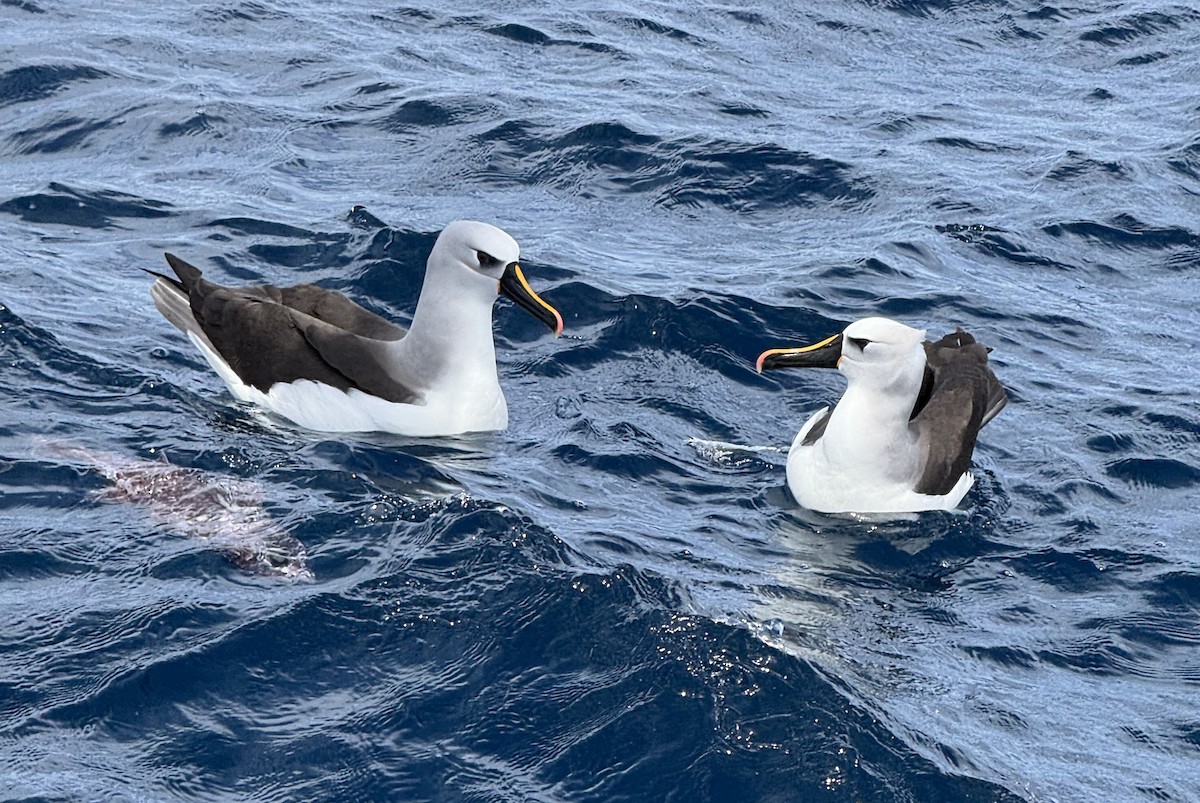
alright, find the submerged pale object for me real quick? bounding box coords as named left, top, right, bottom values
left=46, top=442, right=312, bottom=581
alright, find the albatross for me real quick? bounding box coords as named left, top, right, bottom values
left=756, top=317, right=1007, bottom=514
left=148, top=220, right=563, bottom=436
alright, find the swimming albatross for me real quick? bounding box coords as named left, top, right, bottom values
left=149, top=220, right=563, bottom=436
left=757, top=317, right=1007, bottom=514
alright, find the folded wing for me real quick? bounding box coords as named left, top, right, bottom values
left=151, top=253, right=414, bottom=401
left=912, top=328, right=1008, bottom=495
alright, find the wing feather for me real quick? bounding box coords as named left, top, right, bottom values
left=158, top=252, right=409, bottom=397
left=913, top=329, right=1007, bottom=495
left=287, top=312, right=419, bottom=404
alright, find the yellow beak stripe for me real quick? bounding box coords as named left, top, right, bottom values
left=755, top=333, right=842, bottom=373
left=501, top=263, right=565, bottom=336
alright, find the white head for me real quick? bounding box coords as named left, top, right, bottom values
left=420, top=220, right=562, bottom=335
left=838, top=317, right=927, bottom=395
left=429, top=220, right=521, bottom=288
left=757, top=315, right=927, bottom=398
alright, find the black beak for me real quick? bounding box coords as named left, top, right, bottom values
left=499, top=263, right=563, bottom=336
left=756, top=333, right=843, bottom=373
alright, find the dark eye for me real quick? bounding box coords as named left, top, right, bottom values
left=848, top=337, right=871, bottom=351
left=476, top=250, right=499, bottom=269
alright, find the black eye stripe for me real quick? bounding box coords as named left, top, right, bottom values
left=476, top=250, right=499, bottom=269
left=848, top=337, right=871, bottom=351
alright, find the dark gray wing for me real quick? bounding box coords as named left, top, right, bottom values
left=186, top=280, right=359, bottom=394
left=912, top=328, right=1008, bottom=495
left=162, top=253, right=411, bottom=399
left=800, top=406, right=832, bottom=447
left=164, top=252, right=406, bottom=341
left=278, top=284, right=406, bottom=341
left=286, top=312, right=419, bottom=403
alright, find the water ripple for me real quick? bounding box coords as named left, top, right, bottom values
left=468, top=119, right=874, bottom=212
left=0, top=182, right=174, bottom=229
left=0, top=64, right=109, bottom=108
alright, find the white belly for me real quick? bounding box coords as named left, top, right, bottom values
left=266, top=380, right=509, bottom=436
left=188, top=331, right=509, bottom=436
left=785, top=410, right=974, bottom=514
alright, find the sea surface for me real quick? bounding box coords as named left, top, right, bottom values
left=2, top=1, right=1199, bottom=801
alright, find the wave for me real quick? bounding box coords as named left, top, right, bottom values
left=463, top=119, right=875, bottom=213
left=0, top=182, right=174, bottom=229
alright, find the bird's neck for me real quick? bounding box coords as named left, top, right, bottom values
left=822, top=384, right=921, bottom=476
left=835, top=351, right=927, bottom=428
left=399, top=272, right=499, bottom=387
left=830, top=384, right=916, bottom=433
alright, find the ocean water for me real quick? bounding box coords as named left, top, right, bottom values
left=2, top=1, right=1199, bottom=800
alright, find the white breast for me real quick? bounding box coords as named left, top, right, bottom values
left=785, top=407, right=974, bottom=514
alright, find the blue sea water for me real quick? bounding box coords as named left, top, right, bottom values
left=2, top=1, right=1199, bottom=800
